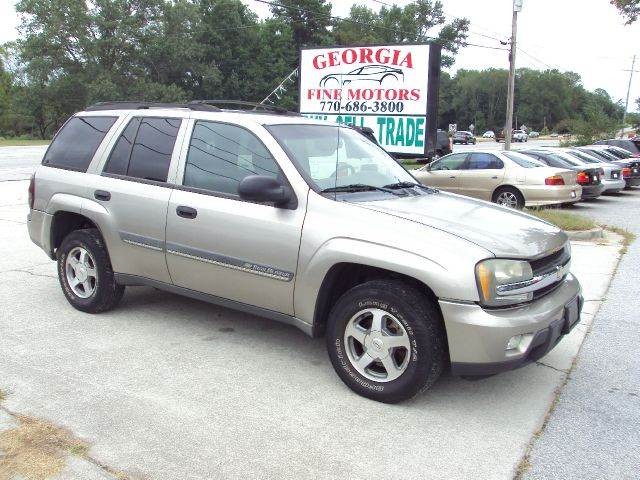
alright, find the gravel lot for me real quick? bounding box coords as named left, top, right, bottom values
left=0, top=144, right=632, bottom=480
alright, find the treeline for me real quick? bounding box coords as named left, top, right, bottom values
left=439, top=68, right=626, bottom=135
left=0, top=0, right=628, bottom=140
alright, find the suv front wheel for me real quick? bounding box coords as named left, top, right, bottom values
left=57, top=228, right=125, bottom=313
left=326, top=280, right=447, bottom=403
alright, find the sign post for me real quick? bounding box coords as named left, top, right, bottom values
left=299, top=43, right=441, bottom=158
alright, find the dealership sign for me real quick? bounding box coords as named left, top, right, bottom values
left=299, top=44, right=440, bottom=155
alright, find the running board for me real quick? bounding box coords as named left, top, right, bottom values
left=114, top=273, right=314, bottom=337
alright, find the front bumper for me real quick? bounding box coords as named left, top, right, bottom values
left=440, top=273, right=582, bottom=376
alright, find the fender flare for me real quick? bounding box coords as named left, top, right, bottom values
left=294, top=237, right=448, bottom=325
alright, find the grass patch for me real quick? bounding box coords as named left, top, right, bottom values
left=0, top=139, right=50, bottom=147
left=0, top=414, right=89, bottom=480
left=525, top=208, right=597, bottom=231
left=603, top=225, right=636, bottom=255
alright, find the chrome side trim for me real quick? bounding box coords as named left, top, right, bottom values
left=165, top=242, right=294, bottom=282
left=496, top=261, right=570, bottom=296
left=119, top=232, right=165, bottom=252
left=113, top=273, right=312, bottom=336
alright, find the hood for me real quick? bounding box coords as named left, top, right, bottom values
left=354, top=192, right=566, bottom=259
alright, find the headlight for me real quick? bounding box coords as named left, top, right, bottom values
left=475, top=259, right=533, bottom=307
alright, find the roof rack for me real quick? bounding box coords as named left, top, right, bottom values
left=189, top=100, right=300, bottom=116
left=85, top=101, right=221, bottom=112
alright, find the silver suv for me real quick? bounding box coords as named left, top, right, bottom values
left=27, top=101, right=582, bottom=403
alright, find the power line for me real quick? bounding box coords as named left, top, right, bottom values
left=465, top=42, right=509, bottom=51
left=367, top=0, right=395, bottom=7
left=517, top=47, right=560, bottom=70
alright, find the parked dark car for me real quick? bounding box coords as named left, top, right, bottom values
left=520, top=149, right=605, bottom=199
left=433, top=129, right=453, bottom=159
left=595, top=138, right=640, bottom=157
left=452, top=131, right=476, bottom=145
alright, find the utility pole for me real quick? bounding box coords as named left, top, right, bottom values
left=504, top=0, right=522, bottom=150
left=621, top=55, right=637, bottom=138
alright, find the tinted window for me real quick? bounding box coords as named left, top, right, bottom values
left=184, top=121, right=280, bottom=195
left=525, top=152, right=573, bottom=168
left=43, top=116, right=117, bottom=171
left=128, top=117, right=181, bottom=182
left=103, top=118, right=141, bottom=176
left=467, top=153, right=503, bottom=169
left=430, top=153, right=467, bottom=171
left=503, top=152, right=542, bottom=168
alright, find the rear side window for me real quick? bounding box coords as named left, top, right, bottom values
left=183, top=121, right=280, bottom=195
left=43, top=116, right=117, bottom=171
left=430, top=153, right=467, bottom=171
left=467, top=153, right=503, bottom=169
left=103, top=117, right=181, bottom=182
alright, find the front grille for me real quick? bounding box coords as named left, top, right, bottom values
left=529, top=245, right=571, bottom=300
left=530, top=245, right=570, bottom=276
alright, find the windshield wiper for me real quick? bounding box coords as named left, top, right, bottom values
left=321, top=183, right=401, bottom=195
left=383, top=181, right=438, bottom=193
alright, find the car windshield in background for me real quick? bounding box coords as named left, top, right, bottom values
left=503, top=151, right=543, bottom=168
left=267, top=124, right=416, bottom=192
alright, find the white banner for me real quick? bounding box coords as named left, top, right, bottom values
left=299, top=44, right=430, bottom=154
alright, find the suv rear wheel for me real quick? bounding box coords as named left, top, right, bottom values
left=57, top=228, right=124, bottom=313
left=326, top=280, right=446, bottom=403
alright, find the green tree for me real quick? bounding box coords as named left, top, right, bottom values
left=269, top=0, right=333, bottom=50
left=334, top=1, right=469, bottom=68
left=611, top=0, right=640, bottom=23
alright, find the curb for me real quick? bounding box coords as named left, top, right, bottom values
left=565, top=227, right=604, bottom=241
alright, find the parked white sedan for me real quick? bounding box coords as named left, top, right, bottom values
left=414, top=150, right=581, bottom=209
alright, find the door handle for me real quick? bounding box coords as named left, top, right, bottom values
left=491, top=176, right=498, bottom=179
left=94, top=190, right=111, bottom=201
left=176, top=205, right=198, bottom=219
left=449, top=176, right=456, bottom=179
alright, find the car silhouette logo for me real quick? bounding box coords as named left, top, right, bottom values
left=319, top=65, right=405, bottom=88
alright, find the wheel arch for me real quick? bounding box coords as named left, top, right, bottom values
left=491, top=184, right=524, bottom=202
left=310, top=262, right=443, bottom=338
left=50, top=211, right=105, bottom=258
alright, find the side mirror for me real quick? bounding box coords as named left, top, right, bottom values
left=238, top=175, right=294, bottom=208
left=426, top=163, right=432, bottom=171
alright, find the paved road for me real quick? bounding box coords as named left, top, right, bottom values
left=0, top=145, right=47, bottom=181
left=523, top=189, right=640, bottom=479
left=454, top=138, right=560, bottom=153
left=0, top=145, right=630, bottom=479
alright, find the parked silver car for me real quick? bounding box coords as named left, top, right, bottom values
left=27, top=102, right=583, bottom=403
left=414, top=150, right=581, bottom=208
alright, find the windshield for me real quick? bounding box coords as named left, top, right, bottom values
left=267, top=124, right=415, bottom=191
left=503, top=151, right=543, bottom=168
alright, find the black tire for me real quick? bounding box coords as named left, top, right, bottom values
left=57, top=228, right=124, bottom=313
left=326, top=280, right=447, bottom=403
left=492, top=186, right=525, bottom=209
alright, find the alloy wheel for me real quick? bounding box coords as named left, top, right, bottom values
left=65, top=246, right=97, bottom=298
left=343, top=308, right=411, bottom=382
left=496, top=191, right=519, bottom=208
